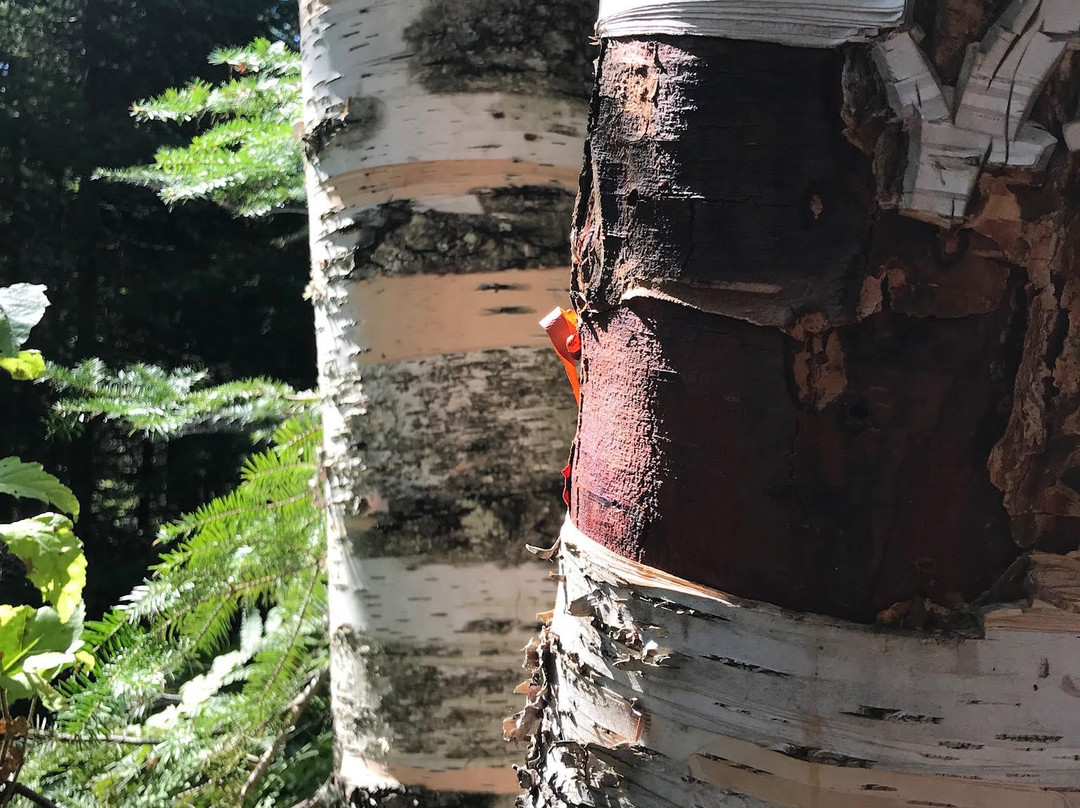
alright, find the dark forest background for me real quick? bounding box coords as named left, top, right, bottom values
left=0, top=0, right=315, bottom=615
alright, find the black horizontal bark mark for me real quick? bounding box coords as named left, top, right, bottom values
left=841, top=706, right=944, bottom=724
left=996, top=733, right=1064, bottom=743
left=346, top=187, right=575, bottom=282
left=778, top=745, right=876, bottom=769
left=700, top=655, right=791, bottom=678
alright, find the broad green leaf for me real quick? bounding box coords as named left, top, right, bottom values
left=10, top=671, right=64, bottom=710
left=0, top=604, right=37, bottom=676
left=0, top=457, right=79, bottom=520
left=0, top=514, right=86, bottom=621
left=0, top=605, right=77, bottom=671
left=0, top=284, right=48, bottom=357
left=0, top=349, right=46, bottom=380
left=0, top=604, right=82, bottom=706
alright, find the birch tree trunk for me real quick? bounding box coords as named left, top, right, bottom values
left=517, top=1, right=1080, bottom=806
left=298, top=0, right=592, bottom=803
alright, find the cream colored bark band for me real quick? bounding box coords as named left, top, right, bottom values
left=595, top=0, right=909, bottom=47
left=301, top=0, right=585, bottom=213
left=540, top=516, right=1080, bottom=805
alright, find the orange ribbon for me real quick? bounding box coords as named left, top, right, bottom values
left=540, top=307, right=582, bottom=404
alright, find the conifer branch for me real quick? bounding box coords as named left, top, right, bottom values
left=240, top=666, right=329, bottom=804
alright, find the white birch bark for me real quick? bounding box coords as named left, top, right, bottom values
left=299, top=0, right=591, bottom=800
left=873, top=0, right=1080, bottom=222
left=516, top=521, right=1080, bottom=807
left=595, top=0, right=909, bottom=46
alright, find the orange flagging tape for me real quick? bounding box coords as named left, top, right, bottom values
left=541, top=307, right=582, bottom=405
left=542, top=307, right=582, bottom=506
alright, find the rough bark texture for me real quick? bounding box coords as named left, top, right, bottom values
left=568, top=30, right=1080, bottom=623
left=300, top=0, right=592, bottom=801
left=403, top=0, right=594, bottom=99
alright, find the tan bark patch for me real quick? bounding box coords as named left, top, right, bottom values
left=320, top=161, right=580, bottom=212
left=789, top=312, right=847, bottom=410
left=347, top=267, right=571, bottom=364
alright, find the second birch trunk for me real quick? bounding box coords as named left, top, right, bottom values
left=299, top=0, right=592, bottom=801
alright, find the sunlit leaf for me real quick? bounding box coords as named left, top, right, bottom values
left=0, top=349, right=46, bottom=380
left=0, top=604, right=80, bottom=705
left=0, top=513, right=86, bottom=621
left=0, top=457, right=80, bottom=519
left=0, top=284, right=48, bottom=357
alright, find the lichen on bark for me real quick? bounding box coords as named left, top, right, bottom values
left=403, top=0, right=595, bottom=99
left=352, top=346, right=573, bottom=566
left=347, top=188, right=575, bottom=282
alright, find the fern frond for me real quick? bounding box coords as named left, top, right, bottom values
left=21, top=415, right=329, bottom=808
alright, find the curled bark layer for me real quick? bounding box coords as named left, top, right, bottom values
left=517, top=521, right=1080, bottom=807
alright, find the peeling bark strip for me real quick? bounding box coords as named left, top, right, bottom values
left=300, top=0, right=592, bottom=800
left=516, top=522, right=1080, bottom=807
left=985, top=182, right=1080, bottom=552
left=595, top=0, right=909, bottom=47
left=873, top=0, right=1080, bottom=221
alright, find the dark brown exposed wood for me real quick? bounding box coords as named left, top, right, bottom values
left=571, top=293, right=1022, bottom=620
left=572, top=38, right=873, bottom=327
left=566, top=33, right=1075, bottom=622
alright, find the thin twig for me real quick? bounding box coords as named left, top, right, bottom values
left=29, top=731, right=161, bottom=746
left=8, top=783, right=63, bottom=808
left=0, top=699, right=11, bottom=797
left=284, top=779, right=333, bottom=808
left=239, top=667, right=329, bottom=805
